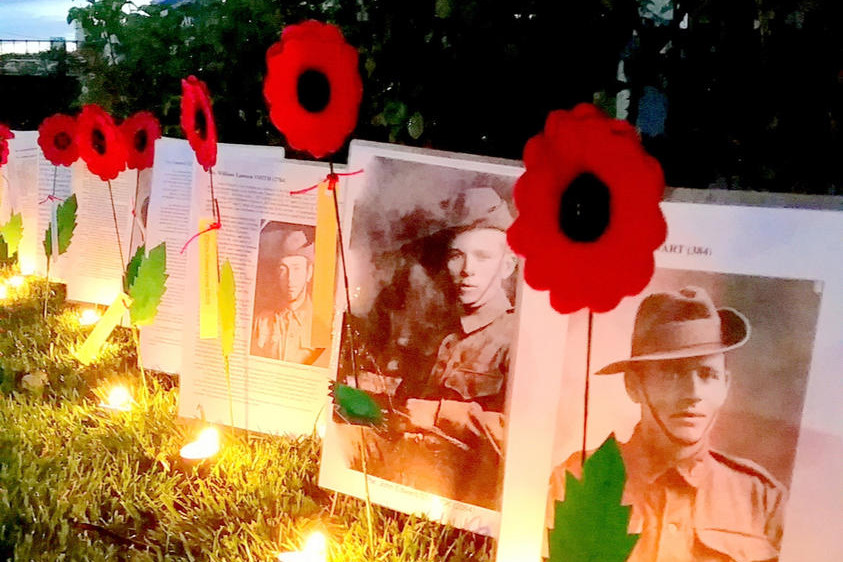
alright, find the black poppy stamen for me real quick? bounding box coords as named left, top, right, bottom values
left=558, top=173, right=611, bottom=243
left=297, top=69, right=331, bottom=113
left=92, top=129, right=107, bottom=155
left=134, top=129, right=149, bottom=153
left=195, top=109, right=208, bottom=140
left=54, top=131, right=72, bottom=151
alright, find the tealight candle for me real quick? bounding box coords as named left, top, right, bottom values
left=277, top=531, right=327, bottom=562
left=78, top=308, right=101, bottom=326
left=100, top=385, right=133, bottom=411
left=180, top=427, right=220, bottom=460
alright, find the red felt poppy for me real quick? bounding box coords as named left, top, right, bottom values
left=77, top=104, right=128, bottom=182
left=263, top=20, right=363, bottom=159
left=507, top=104, right=667, bottom=314
left=0, top=123, right=14, bottom=169
left=180, top=75, right=217, bottom=171
left=38, top=114, right=79, bottom=167
left=120, top=111, right=161, bottom=171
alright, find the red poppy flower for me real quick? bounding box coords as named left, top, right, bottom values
left=0, top=123, right=14, bottom=168
left=77, top=104, right=128, bottom=182
left=120, top=111, right=161, bottom=171
left=507, top=104, right=667, bottom=314
left=180, top=75, right=217, bottom=171
left=263, top=20, right=363, bottom=159
left=38, top=114, right=79, bottom=167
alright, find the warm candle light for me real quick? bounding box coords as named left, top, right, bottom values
left=180, top=427, right=221, bottom=460
left=277, top=531, right=328, bottom=562
left=7, top=275, right=24, bottom=289
left=428, top=497, right=445, bottom=521
left=0, top=283, right=7, bottom=300
left=78, top=308, right=101, bottom=326
left=100, top=385, right=133, bottom=411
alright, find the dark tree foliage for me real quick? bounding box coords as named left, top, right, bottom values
left=0, top=0, right=839, bottom=193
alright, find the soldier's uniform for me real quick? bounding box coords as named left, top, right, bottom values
left=252, top=296, right=328, bottom=366
left=422, top=289, right=515, bottom=413
left=550, top=427, right=786, bottom=562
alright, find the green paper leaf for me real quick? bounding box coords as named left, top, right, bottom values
left=218, top=259, right=236, bottom=360
left=0, top=213, right=23, bottom=257
left=128, top=242, right=168, bottom=326
left=125, top=244, right=145, bottom=292
left=332, top=382, right=383, bottom=425
left=549, top=435, right=639, bottom=562
left=43, top=194, right=78, bottom=257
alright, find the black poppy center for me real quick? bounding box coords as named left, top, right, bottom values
left=297, top=69, right=331, bottom=113
left=91, top=128, right=107, bottom=155
left=558, top=173, right=611, bottom=242
left=194, top=109, right=208, bottom=140
left=134, top=129, right=149, bottom=153
left=54, top=131, right=72, bottom=151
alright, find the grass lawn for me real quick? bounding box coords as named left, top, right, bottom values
left=0, top=271, right=494, bottom=561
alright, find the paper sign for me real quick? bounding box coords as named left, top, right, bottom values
left=75, top=292, right=132, bottom=365
left=198, top=217, right=219, bottom=339
left=310, top=180, right=338, bottom=349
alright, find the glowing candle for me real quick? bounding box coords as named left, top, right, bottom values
left=277, top=531, right=328, bottom=562
left=180, top=427, right=220, bottom=460
left=428, top=497, right=445, bottom=521
left=7, top=275, right=24, bottom=289
left=0, top=284, right=7, bottom=300
left=78, top=308, right=101, bottom=326
left=100, top=385, right=133, bottom=411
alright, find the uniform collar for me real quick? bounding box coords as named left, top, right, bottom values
left=622, top=425, right=713, bottom=489
left=279, top=295, right=313, bottom=324
left=459, top=289, right=512, bottom=334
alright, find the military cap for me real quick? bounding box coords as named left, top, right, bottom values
left=597, top=285, right=750, bottom=374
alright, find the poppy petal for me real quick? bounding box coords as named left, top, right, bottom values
left=507, top=104, right=667, bottom=314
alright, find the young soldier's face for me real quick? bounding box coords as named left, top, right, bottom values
left=630, top=353, right=729, bottom=445
left=278, top=255, right=311, bottom=303
left=446, top=228, right=512, bottom=310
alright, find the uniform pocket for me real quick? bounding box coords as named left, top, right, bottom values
left=696, top=528, right=778, bottom=562
left=442, top=367, right=504, bottom=400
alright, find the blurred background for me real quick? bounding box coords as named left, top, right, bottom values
left=1, top=0, right=840, bottom=194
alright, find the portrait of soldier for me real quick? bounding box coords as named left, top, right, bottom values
left=250, top=222, right=328, bottom=367
left=338, top=185, right=519, bottom=509
left=550, top=286, right=787, bottom=562
left=404, top=186, right=517, bottom=451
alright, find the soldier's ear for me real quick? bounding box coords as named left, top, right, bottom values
left=624, top=368, right=644, bottom=404
left=306, top=263, right=314, bottom=283
left=500, top=250, right=517, bottom=280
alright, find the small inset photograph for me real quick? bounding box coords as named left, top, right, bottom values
left=250, top=220, right=329, bottom=367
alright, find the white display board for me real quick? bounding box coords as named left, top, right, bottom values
left=497, top=202, right=843, bottom=562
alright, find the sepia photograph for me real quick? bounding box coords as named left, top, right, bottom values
left=324, top=145, right=523, bottom=521
left=548, top=268, right=823, bottom=562
left=249, top=220, right=330, bottom=368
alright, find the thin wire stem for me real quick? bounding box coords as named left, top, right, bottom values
left=581, top=310, right=593, bottom=467
left=106, top=180, right=125, bottom=278
left=330, top=162, right=359, bottom=380
left=128, top=169, right=140, bottom=255
left=330, top=161, right=372, bottom=553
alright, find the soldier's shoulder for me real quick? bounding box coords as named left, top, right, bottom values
left=709, top=449, right=786, bottom=492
